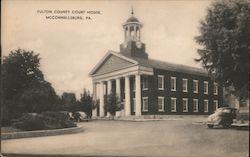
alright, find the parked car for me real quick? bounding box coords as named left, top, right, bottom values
left=206, top=107, right=237, bottom=128
left=72, top=111, right=89, bottom=122
left=68, top=112, right=74, bottom=121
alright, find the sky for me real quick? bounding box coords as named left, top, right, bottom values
left=2, top=0, right=211, bottom=99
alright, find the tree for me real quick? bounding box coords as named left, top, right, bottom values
left=195, top=0, right=249, bottom=100
left=1, top=49, right=58, bottom=124
left=19, top=82, right=57, bottom=113
left=79, top=88, right=97, bottom=118
left=61, top=92, right=77, bottom=111
left=104, top=92, right=122, bottom=119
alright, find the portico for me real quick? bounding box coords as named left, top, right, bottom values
left=90, top=56, right=153, bottom=117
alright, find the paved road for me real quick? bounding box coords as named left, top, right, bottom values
left=1, top=119, right=249, bottom=157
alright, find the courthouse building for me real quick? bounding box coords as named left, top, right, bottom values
left=89, top=12, right=223, bottom=117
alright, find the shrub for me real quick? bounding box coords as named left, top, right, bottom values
left=12, top=114, right=45, bottom=131
left=12, top=111, right=76, bottom=131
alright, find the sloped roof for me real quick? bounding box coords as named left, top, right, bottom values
left=121, top=53, right=208, bottom=76
left=89, top=51, right=208, bottom=77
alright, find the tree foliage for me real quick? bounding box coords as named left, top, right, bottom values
left=1, top=49, right=58, bottom=124
left=104, top=92, right=122, bottom=118
left=79, top=88, right=97, bottom=118
left=61, top=92, right=77, bottom=111
left=195, top=0, right=249, bottom=99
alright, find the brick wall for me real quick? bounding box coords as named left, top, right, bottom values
left=140, top=68, right=223, bottom=115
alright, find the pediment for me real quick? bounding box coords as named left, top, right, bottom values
left=89, top=51, right=137, bottom=76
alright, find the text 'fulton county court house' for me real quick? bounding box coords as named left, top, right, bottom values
left=89, top=11, right=223, bottom=117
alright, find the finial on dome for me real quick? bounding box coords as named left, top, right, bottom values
left=131, top=7, right=134, bottom=16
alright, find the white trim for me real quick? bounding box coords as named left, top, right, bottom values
left=182, top=98, right=188, bottom=112
left=142, top=76, right=149, bottom=90
left=158, top=97, right=165, bottom=112
left=158, top=75, right=164, bottom=90
left=204, top=81, right=208, bottom=94
left=204, top=99, right=209, bottom=112
left=171, top=77, right=176, bottom=91
left=89, top=51, right=138, bottom=76
left=171, top=97, right=177, bottom=112
left=213, top=82, right=218, bottom=95
left=135, top=74, right=142, bottom=116
left=92, top=65, right=153, bottom=83
left=142, top=97, right=148, bottom=112
left=110, top=51, right=138, bottom=64
left=193, top=99, right=198, bottom=112
left=182, top=78, right=188, bottom=92
left=213, top=100, right=218, bottom=110
left=193, top=80, right=198, bottom=93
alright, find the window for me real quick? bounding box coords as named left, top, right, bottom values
left=213, top=100, right=218, bottom=111
left=213, top=82, right=218, bottom=95
left=142, top=97, right=148, bottom=112
left=158, top=75, right=164, bottom=90
left=171, top=97, right=177, bottom=112
left=182, top=98, right=188, bottom=112
left=204, top=81, right=208, bottom=94
left=182, top=78, right=188, bottom=92
left=193, top=99, right=198, bottom=112
left=158, top=97, right=164, bottom=112
left=183, top=98, right=188, bottom=112
left=193, top=80, right=198, bottom=93
left=204, top=100, right=208, bottom=112
left=142, top=77, right=148, bottom=90
left=171, top=77, right=176, bottom=91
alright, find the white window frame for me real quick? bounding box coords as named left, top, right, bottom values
left=182, top=98, right=188, bottom=112
left=142, top=77, right=148, bottom=90
left=204, top=81, right=208, bottom=94
left=171, top=77, right=176, bottom=91
left=213, top=82, right=218, bottom=95
left=193, top=99, right=198, bottom=112
left=182, top=78, right=188, bottom=92
left=158, top=97, right=164, bottom=112
left=171, top=97, right=177, bottom=112
left=193, top=80, right=198, bottom=93
left=204, top=99, right=209, bottom=112
left=142, top=97, right=148, bottom=112
left=158, top=75, right=164, bottom=90
left=213, top=100, right=218, bottom=110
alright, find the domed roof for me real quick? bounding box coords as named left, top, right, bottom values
left=126, top=16, right=139, bottom=22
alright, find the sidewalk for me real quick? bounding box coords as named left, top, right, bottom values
left=94, top=115, right=208, bottom=121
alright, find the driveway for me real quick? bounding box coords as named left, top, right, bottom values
left=1, top=119, right=249, bottom=157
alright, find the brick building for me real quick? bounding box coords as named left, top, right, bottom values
left=89, top=12, right=223, bottom=117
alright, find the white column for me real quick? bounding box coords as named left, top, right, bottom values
left=107, top=80, right=112, bottom=117
left=133, top=25, right=136, bottom=40
left=128, top=26, right=131, bottom=41
left=92, top=83, right=97, bottom=118
left=99, top=81, right=105, bottom=117
left=107, top=80, right=112, bottom=94
left=125, top=76, right=131, bottom=116
left=135, top=74, right=142, bottom=116
left=116, top=78, right=121, bottom=117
